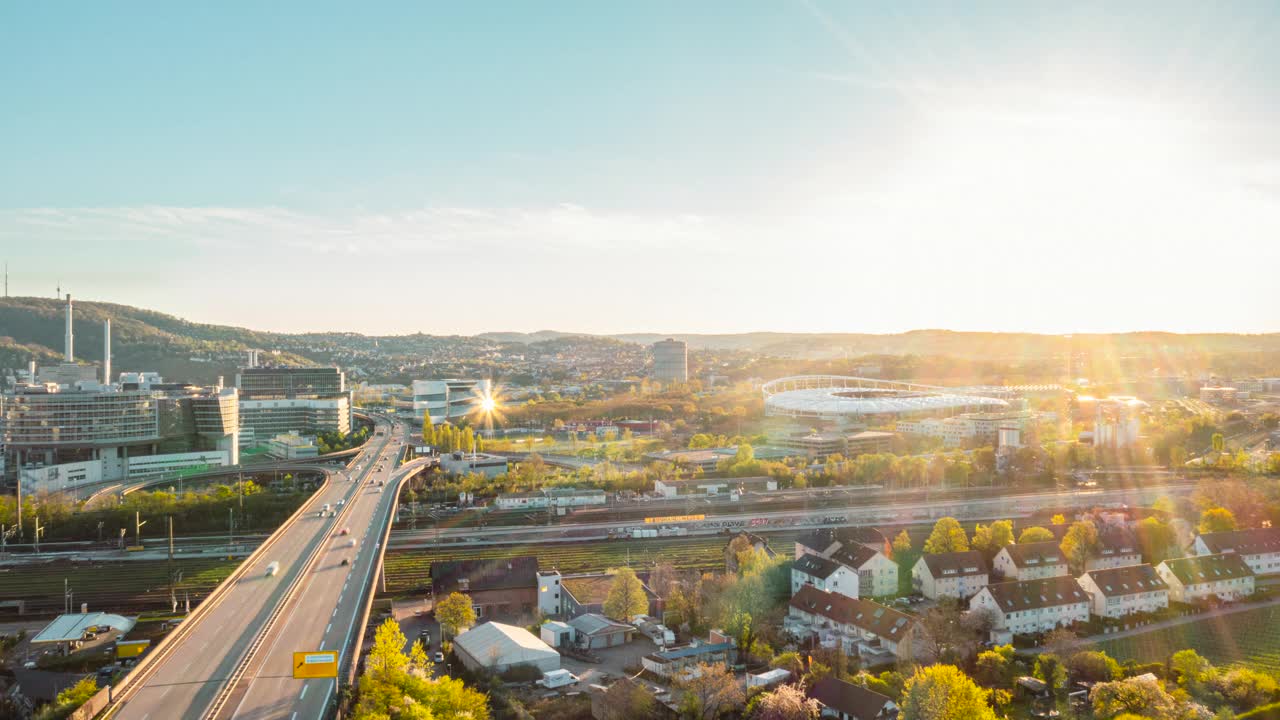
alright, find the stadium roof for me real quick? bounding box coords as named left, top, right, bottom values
left=763, top=376, right=1008, bottom=418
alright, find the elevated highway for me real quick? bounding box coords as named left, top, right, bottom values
left=105, top=415, right=409, bottom=720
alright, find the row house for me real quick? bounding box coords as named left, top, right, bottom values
left=911, top=551, right=989, bottom=600
left=808, top=677, right=898, bottom=720
left=796, top=527, right=891, bottom=560
left=1193, top=528, right=1280, bottom=578
left=969, top=576, right=1090, bottom=636
left=1156, top=553, right=1255, bottom=604
left=785, top=585, right=921, bottom=662
left=993, top=541, right=1068, bottom=581
left=1076, top=564, right=1169, bottom=618
left=793, top=553, right=861, bottom=600
left=1086, top=527, right=1143, bottom=571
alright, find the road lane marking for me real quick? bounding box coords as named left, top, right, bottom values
left=299, top=684, right=308, bottom=699
left=332, top=608, right=337, bottom=617
left=326, top=622, right=332, bottom=634
left=319, top=640, right=325, bottom=650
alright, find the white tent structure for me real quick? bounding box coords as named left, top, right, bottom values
left=454, top=622, right=560, bottom=674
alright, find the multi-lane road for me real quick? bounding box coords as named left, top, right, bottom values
left=217, top=423, right=422, bottom=720
left=111, top=416, right=415, bottom=720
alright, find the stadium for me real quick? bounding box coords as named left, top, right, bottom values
left=761, top=375, right=1011, bottom=420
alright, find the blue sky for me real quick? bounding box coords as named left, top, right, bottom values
left=2, top=2, right=1278, bottom=335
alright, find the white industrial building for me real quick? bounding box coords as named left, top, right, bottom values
left=494, top=487, right=607, bottom=510
left=453, top=622, right=560, bottom=674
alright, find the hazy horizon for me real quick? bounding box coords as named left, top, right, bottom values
left=3, top=2, right=1278, bottom=335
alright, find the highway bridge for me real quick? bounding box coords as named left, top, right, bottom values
left=103, top=414, right=423, bottom=720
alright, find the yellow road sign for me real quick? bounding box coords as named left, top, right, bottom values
left=292, top=650, right=338, bottom=679
left=644, top=514, right=704, bottom=524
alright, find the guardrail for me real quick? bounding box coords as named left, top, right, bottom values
left=338, top=457, right=433, bottom=687
left=202, top=439, right=383, bottom=720
left=97, top=468, right=338, bottom=719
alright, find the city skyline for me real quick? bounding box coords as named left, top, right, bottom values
left=3, top=2, right=1278, bottom=335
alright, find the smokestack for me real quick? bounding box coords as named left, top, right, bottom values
left=64, top=294, right=74, bottom=362
left=102, top=319, right=112, bottom=385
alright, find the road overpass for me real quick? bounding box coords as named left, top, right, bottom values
left=105, top=415, right=412, bottom=720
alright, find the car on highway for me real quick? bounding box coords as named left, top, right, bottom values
left=419, top=630, right=431, bottom=644
left=341, top=557, right=351, bottom=566
left=347, top=538, right=356, bottom=547
left=339, top=527, right=350, bottom=535
left=265, top=561, right=280, bottom=577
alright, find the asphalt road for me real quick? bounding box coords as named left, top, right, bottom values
left=221, top=420, right=419, bottom=720
left=112, top=421, right=399, bottom=720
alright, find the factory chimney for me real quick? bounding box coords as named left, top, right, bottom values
left=64, top=294, right=74, bottom=362
left=102, top=319, right=112, bottom=385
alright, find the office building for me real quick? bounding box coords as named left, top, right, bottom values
left=651, top=338, right=688, bottom=383
left=236, top=367, right=351, bottom=440
left=411, top=378, right=490, bottom=424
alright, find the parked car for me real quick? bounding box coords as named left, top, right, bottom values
left=433, top=652, right=445, bottom=663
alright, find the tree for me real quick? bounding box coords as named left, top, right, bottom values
left=353, top=618, right=490, bottom=720
left=1018, top=526, right=1055, bottom=544
left=675, top=662, right=745, bottom=720
left=1215, top=668, right=1278, bottom=711
left=974, top=646, right=1014, bottom=687
left=1066, top=650, right=1121, bottom=683
left=1135, top=516, right=1178, bottom=564
left=924, top=517, right=969, bottom=554
left=972, top=520, right=1014, bottom=555
left=900, top=664, right=996, bottom=720
left=1052, top=514, right=1067, bottom=526
left=1171, top=649, right=1213, bottom=688
left=770, top=652, right=805, bottom=678
left=748, top=684, right=820, bottom=720
left=1212, top=433, right=1225, bottom=453
left=918, top=600, right=977, bottom=662
left=421, top=410, right=433, bottom=444
left=366, top=617, right=412, bottom=678
left=36, top=676, right=98, bottom=720
left=1043, top=628, right=1078, bottom=657
left=1199, top=507, right=1238, bottom=534
left=1061, top=520, right=1100, bottom=573
left=603, top=567, right=649, bottom=621
left=435, top=592, right=476, bottom=639
left=597, top=678, right=656, bottom=720
left=1090, top=677, right=1179, bottom=720
left=893, top=529, right=913, bottom=556
left=1034, top=654, right=1068, bottom=698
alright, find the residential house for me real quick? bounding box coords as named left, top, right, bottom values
left=793, top=553, right=861, bottom=600
left=993, top=542, right=1069, bottom=581
left=725, top=531, right=777, bottom=574
left=784, top=586, right=920, bottom=662
left=1086, top=527, right=1144, bottom=571
left=1077, top=564, right=1169, bottom=618
left=968, top=576, right=1090, bottom=636
left=796, top=527, right=891, bottom=560
left=808, top=677, right=898, bottom=720
left=832, top=545, right=899, bottom=598
left=1156, top=553, right=1255, bottom=604
left=431, top=556, right=539, bottom=622
left=559, top=573, right=662, bottom=619
left=567, top=613, right=634, bottom=650
left=911, top=551, right=989, bottom=600
left=1193, top=528, right=1280, bottom=578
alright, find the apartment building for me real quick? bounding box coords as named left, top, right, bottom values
left=993, top=542, right=1069, bottom=581
left=969, top=576, right=1090, bottom=636
left=911, top=551, right=989, bottom=600
left=1193, top=528, right=1280, bottom=578
left=1156, top=553, right=1255, bottom=604
left=1085, top=527, right=1143, bottom=571
left=1077, top=564, right=1169, bottom=618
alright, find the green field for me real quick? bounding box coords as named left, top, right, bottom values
left=383, top=535, right=801, bottom=595
left=0, top=557, right=239, bottom=615
left=1085, top=605, right=1280, bottom=678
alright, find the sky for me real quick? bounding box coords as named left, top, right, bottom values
left=2, top=1, right=1278, bottom=336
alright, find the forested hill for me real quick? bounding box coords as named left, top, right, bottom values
left=0, top=297, right=312, bottom=384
